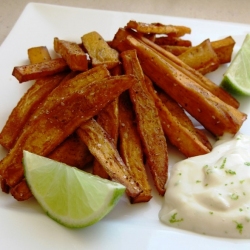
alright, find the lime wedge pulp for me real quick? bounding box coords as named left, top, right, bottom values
left=220, top=33, right=250, bottom=96
left=23, top=150, right=126, bottom=228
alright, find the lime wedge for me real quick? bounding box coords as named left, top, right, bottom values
left=23, top=150, right=125, bottom=228
left=220, top=34, right=250, bottom=96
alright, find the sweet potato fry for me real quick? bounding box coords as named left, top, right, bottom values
left=10, top=179, right=32, bottom=201
left=144, top=76, right=211, bottom=157
left=112, top=28, right=239, bottom=108
left=154, top=36, right=192, bottom=46
left=121, top=49, right=168, bottom=196
left=48, top=132, right=93, bottom=169
left=54, top=37, right=88, bottom=71
left=211, top=36, right=235, bottom=64
left=178, top=39, right=220, bottom=75
left=0, top=73, right=69, bottom=150
left=92, top=65, right=122, bottom=179
left=126, top=20, right=191, bottom=37
left=119, top=92, right=152, bottom=203
left=12, top=58, right=69, bottom=83
left=1, top=67, right=135, bottom=198
left=160, top=45, right=189, bottom=56
left=28, top=46, right=51, bottom=64
left=92, top=98, right=119, bottom=179
left=124, top=35, right=247, bottom=136
left=77, top=118, right=141, bottom=198
left=155, top=87, right=212, bottom=151
left=135, top=34, right=240, bottom=109
left=81, top=31, right=119, bottom=69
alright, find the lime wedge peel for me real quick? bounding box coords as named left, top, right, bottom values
left=23, top=150, right=126, bottom=228
left=220, top=33, right=250, bottom=96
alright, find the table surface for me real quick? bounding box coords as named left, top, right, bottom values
left=1, top=0, right=250, bottom=46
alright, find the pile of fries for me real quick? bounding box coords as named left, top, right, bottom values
left=0, top=20, right=247, bottom=204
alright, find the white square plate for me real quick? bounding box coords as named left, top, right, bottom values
left=0, top=3, right=250, bottom=249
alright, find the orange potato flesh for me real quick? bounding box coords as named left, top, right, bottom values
left=28, top=46, right=51, bottom=64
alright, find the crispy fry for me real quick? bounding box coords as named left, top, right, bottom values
left=0, top=73, right=69, bottom=150
left=54, top=37, right=88, bottom=71
left=92, top=65, right=122, bottom=179
left=144, top=76, right=211, bottom=157
left=48, top=132, right=93, bottom=169
left=126, top=20, right=191, bottom=37
left=77, top=118, right=141, bottom=198
left=160, top=45, right=189, bottom=56
left=112, top=28, right=238, bottom=108
left=12, top=58, right=69, bottom=83
left=1, top=67, right=135, bottom=195
left=156, top=87, right=212, bottom=151
left=123, top=35, right=246, bottom=136
left=136, top=34, right=240, bottom=108
left=121, top=49, right=168, bottom=196
left=1, top=177, right=9, bottom=193
left=10, top=179, right=32, bottom=201
left=92, top=98, right=119, bottom=179
left=211, top=36, right=235, bottom=64
left=119, top=91, right=152, bottom=203
left=154, top=36, right=192, bottom=46
left=178, top=39, right=220, bottom=75
left=81, top=31, right=120, bottom=69
left=28, top=46, right=51, bottom=64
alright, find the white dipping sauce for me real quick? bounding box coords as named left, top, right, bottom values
left=159, top=133, right=250, bottom=238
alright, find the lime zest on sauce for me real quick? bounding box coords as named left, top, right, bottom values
left=234, top=221, right=243, bottom=234
left=220, top=158, right=227, bottom=169
left=169, top=213, right=184, bottom=223
left=225, top=169, right=236, bottom=175
left=230, top=193, right=239, bottom=200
